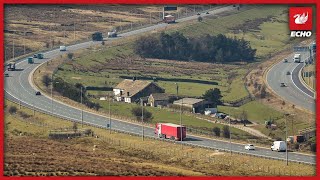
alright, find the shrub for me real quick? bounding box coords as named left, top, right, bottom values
left=212, top=127, right=221, bottom=136
left=9, top=106, right=17, bottom=114
left=131, top=106, right=153, bottom=122
left=222, top=125, right=230, bottom=138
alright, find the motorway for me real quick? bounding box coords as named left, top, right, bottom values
left=267, top=52, right=315, bottom=113
left=4, top=6, right=315, bottom=165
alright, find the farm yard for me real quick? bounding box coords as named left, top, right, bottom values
left=4, top=100, right=315, bottom=176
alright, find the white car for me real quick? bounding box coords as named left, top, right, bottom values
left=244, top=144, right=255, bottom=150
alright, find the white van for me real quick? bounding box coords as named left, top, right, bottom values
left=293, top=54, right=301, bottom=63
left=59, top=46, right=67, bottom=51
left=271, top=141, right=286, bottom=152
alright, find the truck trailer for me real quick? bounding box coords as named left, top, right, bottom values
left=28, top=57, right=34, bottom=64
left=293, top=54, right=301, bottom=63
left=163, top=15, right=176, bottom=23
left=155, top=123, right=186, bottom=141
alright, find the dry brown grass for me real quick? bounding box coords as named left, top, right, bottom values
left=4, top=100, right=315, bottom=176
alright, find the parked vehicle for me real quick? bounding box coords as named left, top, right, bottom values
left=197, top=13, right=200, bottom=15
left=271, top=141, right=286, bottom=152
left=280, top=82, right=287, bottom=87
left=4, top=73, right=9, bottom=77
left=244, top=144, right=255, bottom=150
left=293, top=54, right=301, bottom=63
left=163, top=15, right=176, bottom=23
left=284, top=58, right=288, bottom=63
left=206, top=12, right=209, bottom=14
left=59, top=46, right=67, bottom=51
left=35, top=91, right=41, bottom=95
left=7, top=62, right=16, bottom=71
left=28, top=57, right=34, bottom=64
left=92, top=32, right=103, bottom=41
left=33, top=54, right=38, bottom=58
left=286, top=71, right=291, bottom=75
left=107, top=30, right=117, bottom=38
left=155, top=123, right=186, bottom=141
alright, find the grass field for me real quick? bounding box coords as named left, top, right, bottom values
left=218, top=101, right=283, bottom=124
left=4, top=100, right=315, bottom=176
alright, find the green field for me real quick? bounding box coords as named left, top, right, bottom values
left=218, top=101, right=283, bottom=124
left=91, top=98, right=254, bottom=139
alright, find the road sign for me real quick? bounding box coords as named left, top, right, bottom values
left=293, top=46, right=309, bottom=52
left=164, top=6, right=177, bottom=11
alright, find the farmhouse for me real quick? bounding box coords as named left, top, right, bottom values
left=173, top=98, right=211, bottom=113
left=113, top=79, right=165, bottom=103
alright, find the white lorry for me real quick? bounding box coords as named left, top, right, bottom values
left=108, top=30, right=117, bottom=38
left=293, top=54, right=301, bottom=63
left=271, top=141, right=287, bottom=152
left=59, top=46, right=67, bottom=51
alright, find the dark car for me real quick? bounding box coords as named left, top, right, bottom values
left=4, top=73, right=9, bottom=77
left=35, top=91, right=41, bottom=95
left=197, top=13, right=200, bottom=15
left=286, top=71, right=291, bottom=75
left=33, top=54, right=38, bottom=58
left=284, top=58, right=288, bottom=63
left=206, top=12, right=209, bottom=14
left=280, top=83, right=287, bottom=87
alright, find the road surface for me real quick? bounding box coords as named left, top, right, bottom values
left=4, top=6, right=315, bottom=165
left=267, top=52, right=315, bottom=113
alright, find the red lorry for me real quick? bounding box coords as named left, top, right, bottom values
left=155, top=123, right=186, bottom=141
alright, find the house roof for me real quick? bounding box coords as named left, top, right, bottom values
left=114, top=79, right=163, bottom=97
left=173, top=98, right=205, bottom=105
left=149, top=93, right=172, bottom=101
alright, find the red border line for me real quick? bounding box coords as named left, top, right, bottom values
left=1, top=1, right=318, bottom=180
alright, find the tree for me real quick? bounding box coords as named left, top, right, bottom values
left=240, top=110, right=248, bottom=121
left=198, top=16, right=203, bottom=22
left=202, top=88, right=223, bottom=107
left=131, top=106, right=153, bottom=122
left=67, top=53, right=74, bottom=60
left=42, top=74, right=51, bottom=88
left=215, top=48, right=223, bottom=63
left=212, top=127, right=220, bottom=136
left=260, top=84, right=267, bottom=98
left=223, top=125, right=230, bottom=138
left=72, top=122, right=78, bottom=133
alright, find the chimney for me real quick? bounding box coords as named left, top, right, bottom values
left=127, top=92, right=130, bottom=96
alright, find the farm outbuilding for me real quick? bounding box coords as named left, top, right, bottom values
left=148, top=93, right=175, bottom=107
left=173, top=98, right=211, bottom=113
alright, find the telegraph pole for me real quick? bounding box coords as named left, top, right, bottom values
left=12, top=39, right=15, bottom=61
left=81, top=87, right=83, bottom=127
left=180, top=97, right=183, bottom=149
left=51, top=74, right=53, bottom=114
left=229, top=118, right=232, bottom=155
left=109, top=93, right=112, bottom=134
left=285, top=115, right=288, bottom=166
left=141, top=98, right=144, bottom=141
